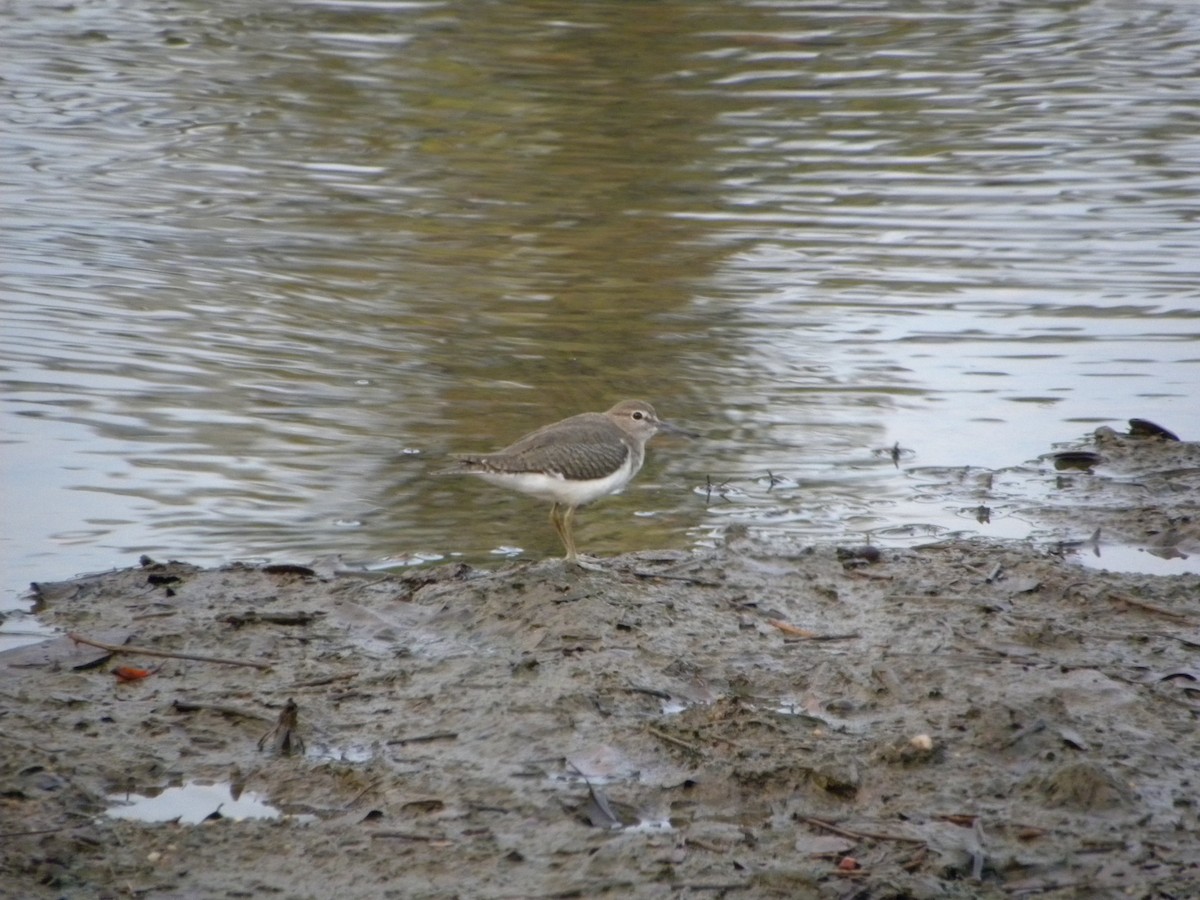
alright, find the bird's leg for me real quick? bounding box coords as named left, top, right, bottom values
left=561, top=505, right=578, bottom=560
left=550, top=503, right=578, bottom=561
left=551, top=503, right=607, bottom=570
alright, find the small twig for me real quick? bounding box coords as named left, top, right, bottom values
left=888, top=595, right=1001, bottom=605
left=67, top=632, right=271, bottom=670
left=626, top=685, right=671, bottom=700
left=1154, top=630, right=1200, bottom=649
left=768, top=620, right=817, bottom=638
left=172, top=699, right=273, bottom=722
left=800, top=632, right=861, bottom=642
left=225, top=611, right=324, bottom=627
left=1000, top=719, right=1046, bottom=750
left=632, top=570, right=723, bottom=587
left=289, top=672, right=358, bottom=689
left=800, top=815, right=925, bottom=845
left=646, top=725, right=702, bottom=755
left=386, top=731, right=458, bottom=746
left=344, top=778, right=384, bottom=809
left=1003, top=879, right=1081, bottom=895
left=769, top=620, right=861, bottom=642
left=935, top=813, right=979, bottom=826
left=672, top=882, right=749, bottom=892
left=799, top=815, right=862, bottom=841
left=952, top=629, right=1039, bottom=660
left=685, top=837, right=732, bottom=853
left=845, top=569, right=893, bottom=581
left=370, top=831, right=449, bottom=842
left=1108, top=592, right=1192, bottom=621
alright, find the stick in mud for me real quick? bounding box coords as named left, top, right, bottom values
left=67, top=631, right=272, bottom=669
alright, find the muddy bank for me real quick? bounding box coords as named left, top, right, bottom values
left=3, top=428, right=1200, bottom=899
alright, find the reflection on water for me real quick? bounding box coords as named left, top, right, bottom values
left=4, top=0, right=1200, bottom=603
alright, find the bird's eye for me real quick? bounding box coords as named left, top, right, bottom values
left=632, top=411, right=644, bottom=420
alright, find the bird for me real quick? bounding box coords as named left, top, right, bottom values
left=447, top=400, right=689, bottom=562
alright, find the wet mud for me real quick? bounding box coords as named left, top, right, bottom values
left=3, top=428, right=1199, bottom=899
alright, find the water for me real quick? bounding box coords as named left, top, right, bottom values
left=5, top=0, right=1200, bottom=609
left=106, top=781, right=288, bottom=825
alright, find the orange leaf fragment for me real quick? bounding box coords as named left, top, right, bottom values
left=768, top=619, right=818, bottom=638
left=113, top=665, right=158, bottom=682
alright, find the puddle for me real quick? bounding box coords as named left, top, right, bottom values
left=0, top=613, right=58, bottom=654
left=1072, top=544, right=1199, bottom=577
left=307, top=742, right=376, bottom=763
left=626, top=817, right=674, bottom=833
left=767, top=699, right=824, bottom=718
left=753, top=701, right=861, bottom=735
left=548, top=771, right=626, bottom=787
left=106, top=781, right=291, bottom=825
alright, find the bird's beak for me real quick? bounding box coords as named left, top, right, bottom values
left=658, top=418, right=699, bottom=439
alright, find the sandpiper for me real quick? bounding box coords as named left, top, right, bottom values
left=448, top=400, right=688, bottom=561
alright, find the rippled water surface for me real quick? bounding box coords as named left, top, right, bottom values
left=4, top=0, right=1200, bottom=605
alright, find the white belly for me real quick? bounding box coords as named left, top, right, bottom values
left=475, top=456, right=638, bottom=507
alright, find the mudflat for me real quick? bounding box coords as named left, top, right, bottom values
left=3, top=428, right=1198, bottom=899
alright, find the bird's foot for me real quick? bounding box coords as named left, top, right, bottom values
left=565, top=554, right=607, bottom=572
